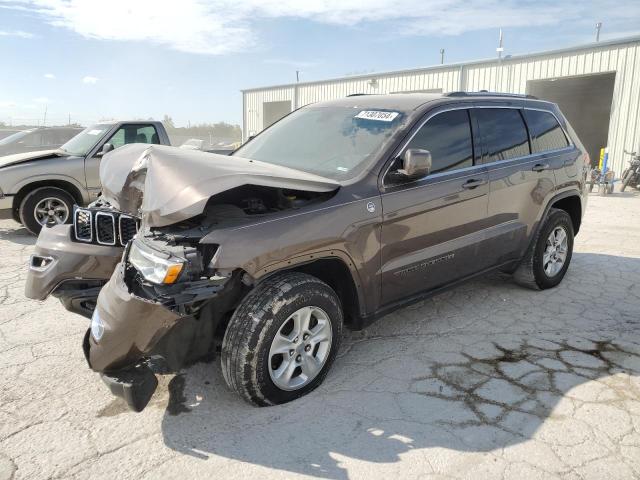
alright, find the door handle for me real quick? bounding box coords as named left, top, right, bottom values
left=461, top=179, right=487, bottom=189
left=532, top=163, right=550, bottom=172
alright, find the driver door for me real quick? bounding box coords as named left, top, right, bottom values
left=379, top=107, right=490, bottom=306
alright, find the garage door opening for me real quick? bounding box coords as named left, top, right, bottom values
left=526, top=72, right=615, bottom=166
left=263, top=101, right=292, bottom=130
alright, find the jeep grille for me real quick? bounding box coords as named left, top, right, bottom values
left=74, top=209, right=92, bottom=242
left=73, top=207, right=138, bottom=246
left=95, top=212, right=116, bottom=245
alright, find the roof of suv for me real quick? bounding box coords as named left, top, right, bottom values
left=312, top=91, right=546, bottom=113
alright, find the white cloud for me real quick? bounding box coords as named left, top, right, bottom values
left=3, top=0, right=640, bottom=55
left=82, top=75, right=98, bottom=84
left=43, top=73, right=55, bottom=79
left=0, top=101, right=17, bottom=108
left=0, top=29, right=35, bottom=38
left=33, top=96, right=49, bottom=103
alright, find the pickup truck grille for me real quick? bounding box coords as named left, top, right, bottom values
left=74, top=207, right=138, bottom=246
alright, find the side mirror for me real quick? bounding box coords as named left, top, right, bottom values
left=97, top=143, right=114, bottom=157
left=398, top=149, right=432, bottom=178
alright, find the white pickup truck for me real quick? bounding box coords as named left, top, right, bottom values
left=0, top=120, right=171, bottom=234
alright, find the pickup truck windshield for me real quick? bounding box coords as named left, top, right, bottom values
left=60, top=124, right=110, bottom=156
left=233, top=105, right=407, bottom=180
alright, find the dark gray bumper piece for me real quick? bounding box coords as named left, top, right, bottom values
left=100, top=366, right=159, bottom=412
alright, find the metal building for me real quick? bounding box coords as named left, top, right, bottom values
left=242, top=35, right=640, bottom=175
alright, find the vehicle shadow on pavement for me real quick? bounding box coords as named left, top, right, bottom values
left=0, top=224, right=36, bottom=246
left=159, top=252, right=640, bottom=479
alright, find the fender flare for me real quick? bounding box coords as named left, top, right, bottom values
left=254, top=249, right=367, bottom=318
left=526, top=189, right=582, bottom=253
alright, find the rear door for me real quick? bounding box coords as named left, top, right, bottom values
left=379, top=107, right=490, bottom=306
left=474, top=105, right=560, bottom=264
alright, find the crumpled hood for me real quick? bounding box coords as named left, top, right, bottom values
left=0, top=149, right=65, bottom=169
left=100, top=143, right=340, bottom=227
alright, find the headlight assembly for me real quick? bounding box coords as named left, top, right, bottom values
left=128, top=240, right=184, bottom=285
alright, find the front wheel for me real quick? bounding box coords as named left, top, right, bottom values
left=514, top=208, right=574, bottom=290
left=19, top=187, right=75, bottom=235
left=221, top=272, right=343, bottom=406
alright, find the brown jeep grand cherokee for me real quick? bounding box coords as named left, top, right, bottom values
left=25, top=92, right=589, bottom=411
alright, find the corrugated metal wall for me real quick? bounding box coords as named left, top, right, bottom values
left=243, top=38, right=640, bottom=175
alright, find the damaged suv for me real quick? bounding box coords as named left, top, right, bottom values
left=26, top=92, right=588, bottom=412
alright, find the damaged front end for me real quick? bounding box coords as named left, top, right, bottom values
left=76, top=144, right=339, bottom=411
left=85, top=225, right=248, bottom=412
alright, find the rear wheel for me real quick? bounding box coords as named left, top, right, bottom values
left=221, top=272, right=343, bottom=406
left=19, top=187, right=75, bottom=235
left=514, top=208, right=574, bottom=290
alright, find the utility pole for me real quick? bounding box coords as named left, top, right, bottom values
left=496, top=29, right=504, bottom=60
left=296, top=70, right=300, bottom=83
left=440, top=48, right=445, bottom=65
left=68, top=113, right=71, bottom=125
left=595, top=22, right=602, bottom=42
left=43, top=105, right=47, bottom=126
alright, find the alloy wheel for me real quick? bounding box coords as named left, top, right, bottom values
left=33, top=197, right=69, bottom=227
left=543, top=226, right=568, bottom=277
left=268, top=306, right=333, bottom=391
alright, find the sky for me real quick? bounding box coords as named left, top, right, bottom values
left=0, top=0, right=639, bottom=128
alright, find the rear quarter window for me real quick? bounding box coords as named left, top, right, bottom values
left=524, top=109, right=570, bottom=153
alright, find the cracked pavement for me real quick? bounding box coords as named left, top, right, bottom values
left=1, top=192, right=640, bottom=480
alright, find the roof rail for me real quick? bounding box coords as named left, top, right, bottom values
left=445, top=91, right=538, bottom=99
left=346, top=93, right=370, bottom=97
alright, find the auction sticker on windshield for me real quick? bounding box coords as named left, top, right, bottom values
left=354, top=111, right=400, bottom=122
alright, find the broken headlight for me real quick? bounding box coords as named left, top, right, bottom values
left=128, top=240, right=184, bottom=285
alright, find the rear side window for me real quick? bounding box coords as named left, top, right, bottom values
left=405, top=109, right=473, bottom=174
left=524, top=109, right=569, bottom=153
left=475, top=108, right=530, bottom=163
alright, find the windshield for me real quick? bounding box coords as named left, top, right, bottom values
left=233, top=105, right=407, bottom=180
left=0, top=130, right=32, bottom=146
left=60, top=124, right=111, bottom=156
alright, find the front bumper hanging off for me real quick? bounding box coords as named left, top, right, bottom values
left=83, top=261, right=238, bottom=412
left=83, top=262, right=185, bottom=411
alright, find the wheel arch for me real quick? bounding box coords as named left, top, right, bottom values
left=549, top=193, right=582, bottom=235
left=257, top=255, right=364, bottom=329
left=13, top=179, right=85, bottom=214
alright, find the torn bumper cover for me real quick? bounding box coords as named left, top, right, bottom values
left=84, top=262, right=233, bottom=411
left=25, top=224, right=121, bottom=318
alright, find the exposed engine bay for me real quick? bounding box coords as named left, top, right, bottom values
left=125, top=184, right=334, bottom=313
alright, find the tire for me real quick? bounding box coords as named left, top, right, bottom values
left=588, top=182, right=594, bottom=193
left=221, top=271, right=343, bottom=406
left=621, top=171, right=633, bottom=192
left=513, top=208, right=574, bottom=290
left=19, top=187, right=75, bottom=235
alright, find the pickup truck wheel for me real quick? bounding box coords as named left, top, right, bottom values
left=514, top=208, right=574, bottom=290
left=19, top=187, right=75, bottom=235
left=221, top=272, right=343, bottom=406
